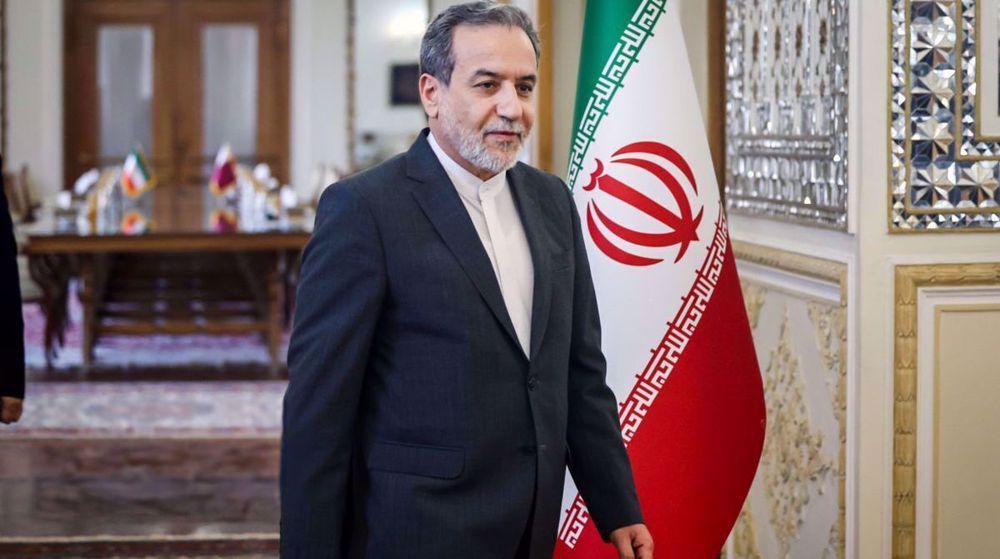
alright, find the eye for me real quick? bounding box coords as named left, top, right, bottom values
left=517, top=83, right=535, bottom=94
left=477, top=81, right=498, bottom=90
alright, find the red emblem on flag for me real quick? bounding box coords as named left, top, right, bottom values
left=583, top=141, right=704, bottom=267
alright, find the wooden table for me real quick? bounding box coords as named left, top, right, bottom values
left=24, top=187, right=312, bottom=371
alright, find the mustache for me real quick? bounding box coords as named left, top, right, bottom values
left=483, top=123, right=525, bottom=137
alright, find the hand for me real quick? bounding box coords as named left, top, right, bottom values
left=609, top=523, right=653, bottom=559
left=0, top=397, right=23, bottom=424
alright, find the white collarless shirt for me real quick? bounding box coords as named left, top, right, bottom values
left=427, top=132, right=535, bottom=356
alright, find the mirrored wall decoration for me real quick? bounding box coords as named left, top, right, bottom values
left=890, top=0, right=1000, bottom=230
left=725, top=0, right=849, bottom=229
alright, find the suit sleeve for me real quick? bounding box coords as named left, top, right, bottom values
left=561, top=182, right=644, bottom=540
left=1, top=170, right=25, bottom=401
left=280, top=183, right=386, bottom=558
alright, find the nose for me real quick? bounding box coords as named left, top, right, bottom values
left=495, top=83, right=523, bottom=121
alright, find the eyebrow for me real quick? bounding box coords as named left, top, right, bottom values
left=469, top=69, right=538, bottom=84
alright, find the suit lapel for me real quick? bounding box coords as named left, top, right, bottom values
left=508, top=164, right=552, bottom=363
left=406, top=132, right=522, bottom=355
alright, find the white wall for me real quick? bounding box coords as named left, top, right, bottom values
left=678, top=0, right=709, bottom=126
left=352, top=0, right=427, bottom=161
left=6, top=0, right=62, bottom=199
left=290, top=0, right=349, bottom=193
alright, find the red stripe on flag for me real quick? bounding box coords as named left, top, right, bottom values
left=556, top=210, right=765, bottom=558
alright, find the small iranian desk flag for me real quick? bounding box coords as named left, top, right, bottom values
left=121, top=147, right=156, bottom=198
left=556, top=1, right=766, bottom=557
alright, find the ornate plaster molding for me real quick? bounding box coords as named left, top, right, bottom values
left=734, top=241, right=847, bottom=559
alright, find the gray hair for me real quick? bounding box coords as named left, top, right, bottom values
left=420, top=1, right=541, bottom=86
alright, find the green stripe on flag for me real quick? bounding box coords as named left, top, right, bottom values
left=567, top=0, right=668, bottom=188
left=133, top=149, right=151, bottom=180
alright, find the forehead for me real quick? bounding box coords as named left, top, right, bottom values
left=450, top=24, right=537, bottom=77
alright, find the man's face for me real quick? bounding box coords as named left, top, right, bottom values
left=422, top=24, right=537, bottom=179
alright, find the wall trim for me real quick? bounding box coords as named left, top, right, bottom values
left=891, top=263, right=1000, bottom=559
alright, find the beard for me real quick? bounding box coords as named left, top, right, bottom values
left=439, top=108, right=527, bottom=176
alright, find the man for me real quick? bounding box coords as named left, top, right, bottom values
left=1, top=155, right=25, bottom=425
left=281, top=3, right=653, bottom=558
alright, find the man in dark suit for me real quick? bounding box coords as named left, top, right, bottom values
left=1, top=156, right=25, bottom=425
left=280, top=3, right=653, bottom=558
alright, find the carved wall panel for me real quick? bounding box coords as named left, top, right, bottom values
left=729, top=243, right=847, bottom=559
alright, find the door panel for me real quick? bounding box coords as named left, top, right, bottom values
left=175, top=0, right=289, bottom=185
left=201, top=24, right=259, bottom=158
left=65, top=0, right=173, bottom=186
left=97, top=25, right=154, bottom=162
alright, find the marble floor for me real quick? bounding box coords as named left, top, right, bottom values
left=2, top=353, right=285, bottom=558
left=7, top=303, right=290, bottom=556
left=0, top=437, right=280, bottom=557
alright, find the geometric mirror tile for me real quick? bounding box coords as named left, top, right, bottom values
left=726, top=0, right=850, bottom=229
left=890, top=0, right=1000, bottom=230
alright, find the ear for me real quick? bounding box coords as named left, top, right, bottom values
left=419, top=73, right=442, bottom=119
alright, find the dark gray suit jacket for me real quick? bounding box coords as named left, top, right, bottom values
left=280, top=130, right=642, bottom=558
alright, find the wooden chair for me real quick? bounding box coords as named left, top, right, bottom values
left=3, top=165, right=43, bottom=303
left=2, top=169, right=25, bottom=222
left=4, top=165, right=40, bottom=222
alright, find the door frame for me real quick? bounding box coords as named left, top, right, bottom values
left=63, top=0, right=289, bottom=188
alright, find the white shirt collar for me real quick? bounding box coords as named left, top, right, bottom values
left=427, top=131, right=507, bottom=203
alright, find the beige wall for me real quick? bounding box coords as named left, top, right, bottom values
left=934, top=307, right=1000, bottom=559
left=6, top=0, right=62, bottom=199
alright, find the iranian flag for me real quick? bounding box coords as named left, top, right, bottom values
left=555, top=1, right=766, bottom=557
left=121, top=147, right=156, bottom=198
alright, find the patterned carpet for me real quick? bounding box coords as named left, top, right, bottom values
left=22, top=301, right=289, bottom=371
left=14, top=300, right=288, bottom=439
left=0, top=381, right=285, bottom=439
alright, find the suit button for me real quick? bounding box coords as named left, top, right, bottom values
left=527, top=375, right=538, bottom=390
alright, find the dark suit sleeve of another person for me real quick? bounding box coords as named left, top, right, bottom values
left=561, top=182, right=644, bottom=540
left=280, top=183, right=386, bottom=558
left=1, top=177, right=25, bottom=401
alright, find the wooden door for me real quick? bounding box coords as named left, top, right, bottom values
left=64, top=1, right=174, bottom=186
left=64, top=0, right=289, bottom=189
